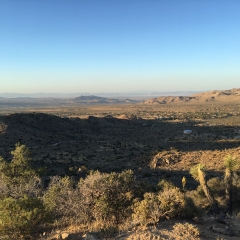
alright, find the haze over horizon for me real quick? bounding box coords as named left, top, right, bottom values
left=1, top=1, right=240, bottom=94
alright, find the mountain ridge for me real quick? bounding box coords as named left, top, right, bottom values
left=73, top=95, right=137, bottom=104
left=143, top=88, right=240, bottom=104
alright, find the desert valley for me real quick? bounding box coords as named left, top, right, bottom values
left=1, top=88, right=240, bottom=239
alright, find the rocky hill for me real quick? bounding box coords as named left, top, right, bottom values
left=143, top=88, right=240, bottom=104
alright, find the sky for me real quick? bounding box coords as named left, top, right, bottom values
left=0, top=0, right=240, bottom=94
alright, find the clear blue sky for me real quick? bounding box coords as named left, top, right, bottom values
left=0, top=0, right=240, bottom=93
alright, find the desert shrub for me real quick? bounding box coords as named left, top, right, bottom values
left=158, top=187, right=196, bottom=219
left=233, top=172, right=240, bottom=188
left=134, top=180, right=156, bottom=197
left=43, top=176, right=79, bottom=220
left=196, top=177, right=225, bottom=199
left=207, top=177, right=225, bottom=196
left=78, top=169, right=135, bottom=227
left=132, top=192, right=160, bottom=225
left=157, top=179, right=175, bottom=191
left=132, top=187, right=196, bottom=226
left=189, top=178, right=224, bottom=211
left=232, top=173, right=240, bottom=209
left=172, top=222, right=200, bottom=240
left=186, top=189, right=210, bottom=211
left=195, top=184, right=205, bottom=196
left=158, top=188, right=187, bottom=218
left=0, top=196, right=52, bottom=239
left=0, top=174, right=43, bottom=199
left=0, top=143, right=42, bottom=199
left=224, top=155, right=240, bottom=214
left=0, top=144, right=52, bottom=239
left=44, top=170, right=136, bottom=228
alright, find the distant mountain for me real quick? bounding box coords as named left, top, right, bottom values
left=74, top=95, right=108, bottom=101
left=192, top=88, right=240, bottom=100
left=0, top=95, right=139, bottom=108
left=147, top=91, right=200, bottom=96
left=143, top=88, right=240, bottom=104
left=0, top=91, right=200, bottom=99
left=73, top=95, right=138, bottom=104
left=0, top=93, right=85, bottom=98
left=1, top=89, right=239, bottom=107
left=143, top=96, right=195, bottom=104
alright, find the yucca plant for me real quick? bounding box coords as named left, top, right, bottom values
left=224, top=155, right=239, bottom=215
left=190, top=164, right=219, bottom=211
left=182, top=176, right=187, bottom=191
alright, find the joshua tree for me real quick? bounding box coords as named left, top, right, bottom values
left=224, top=155, right=239, bottom=215
left=190, top=164, right=219, bottom=211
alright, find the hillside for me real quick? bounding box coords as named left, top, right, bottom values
left=143, top=88, right=240, bottom=104
left=1, top=109, right=240, bottom=184
left=1, top=104, right=240, bottom=239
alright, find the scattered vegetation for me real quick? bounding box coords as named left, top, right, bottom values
left=0, top=196, right=51, bottom=239
left=190, top=164, right=219, bottom=212
left=0, top=143, right=52, bottom=239
left=132, top=186, right=196, bottom=226
left=172, top=222, right=200, bottom=240
left=224, top=155, right=239, bottom=214
left=0, top=143, right=240, bottom=239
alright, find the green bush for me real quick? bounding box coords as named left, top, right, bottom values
left=196, top=177, right=224, bottom=198
left=157, top=179, right=175, bottom=191
left=0, top=144, right=50, bottom=239
left=43, top=170, right=136, bottom=229
left=43, top=176, right=78, bottom=219
left=207, top=177, right=225, bottom=197
left=78, top=169, right=135, bottom=226
left=0, top=196, right=52, bottom=239
left=0, top=143, right=42, bottom=199
left=132, top=187, right=197, bottom=226
left=132, top=192, right=160, bottom=225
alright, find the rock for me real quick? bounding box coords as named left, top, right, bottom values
left=192, top=216, right=203, bottom=224
left=183, top=130, right=192, bottom=134
left=50, top=233, right=61, bottom=239
left=61, top=232, right=69, bottom=239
